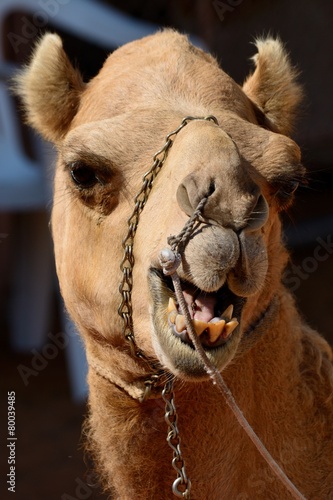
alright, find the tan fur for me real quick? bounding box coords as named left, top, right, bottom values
left=243, top=38, right=303, bottom=135
left=14, top=34, right=85, bottom=143
left=15, top=30, right=333, bottom=499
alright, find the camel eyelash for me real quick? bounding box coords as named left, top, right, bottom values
left=269, top=164, right=307, bottom=201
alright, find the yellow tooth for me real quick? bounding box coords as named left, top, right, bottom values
left=221, top=304, right=234, bottom=321
left=168, top=310, right=177, bottom=324
left=223, top=319, right=239, bottom=338
left=175, top=314, right=186, bottom=333
left=192, top=319, right=210, bottom=337
left=207, top=320, right=226, bottom=343
left=168, top=297, right=177, bottom=312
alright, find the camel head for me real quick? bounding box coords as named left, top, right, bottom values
left=16, top=30, right=304, bottom=382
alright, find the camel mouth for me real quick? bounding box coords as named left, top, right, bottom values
left=149, top=269, right=245, bottom=351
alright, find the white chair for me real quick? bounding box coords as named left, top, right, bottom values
left=0, top=0, right=204, bottom=57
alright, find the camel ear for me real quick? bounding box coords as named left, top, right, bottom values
left=14, top=33, right=85, bottom=143
left=242, top=38, right=303, bottom=136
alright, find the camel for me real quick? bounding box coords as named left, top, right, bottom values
left=15, top=30, right=333, bottom=499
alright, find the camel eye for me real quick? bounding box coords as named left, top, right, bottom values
left=70, top=162, right=99, bottom=188
left=284, top=181, right=299, bottom=195
left=277, top=180, right=299, bottom=200
left=272, top=179, right=301, bottom=210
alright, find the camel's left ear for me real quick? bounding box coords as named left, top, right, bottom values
left=14, top=33, right=85, bottom=143
left=242, top=38, right=303, bottom=136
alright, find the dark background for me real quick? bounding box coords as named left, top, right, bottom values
left=0, top=1, right=332, bottom=499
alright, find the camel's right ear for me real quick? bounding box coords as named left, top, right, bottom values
left=14, top=33, right=85, bottom=143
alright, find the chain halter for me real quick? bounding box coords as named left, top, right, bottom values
left=117, top=115, right=218, bottom=400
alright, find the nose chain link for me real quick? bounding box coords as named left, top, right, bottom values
left=162, top=379, right=191, bottom=499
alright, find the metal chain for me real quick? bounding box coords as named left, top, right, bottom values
left=117, top=115, right=219, bottom=380
left=162, top=379, right=191, bottom=499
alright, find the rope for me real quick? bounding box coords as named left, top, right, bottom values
left=159, top=201, right=307, bottom=500
left=167, top=197, right=208, bottom=253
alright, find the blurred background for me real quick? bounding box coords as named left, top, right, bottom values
left=0, top=1, right=332, bottom=498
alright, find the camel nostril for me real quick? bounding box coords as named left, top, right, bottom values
left=245, top=194, right=269, bottom=232
left=177, top=183, right=194, bottom=217
left=208, top=180, right=216, bottom=197
left=254, top=194, right=267, bottom=215
left=176, top=177, right=217, bottom=218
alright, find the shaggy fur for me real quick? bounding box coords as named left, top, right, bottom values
left=15, top=30, right=333, bottom=499
left=15, top=34, right=84, bottom=142
left=243, top=38, right=303, bottom=135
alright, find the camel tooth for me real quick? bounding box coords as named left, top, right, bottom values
left=175, top=314, right=186, bottom=333
left=221, top=304, right=234, bottom=321
left=207, top=320, right=226, bottom=343
left=210, top=317, right=221, bottom=323
left=223, top=319, right=239, bottom=338
left=168, top=297, right=177, bottom=313
left=168, top=310, right=177, bottom=325
left=193, top=319, right=210, bottom=337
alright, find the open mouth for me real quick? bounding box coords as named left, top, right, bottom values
left=150, top=269, right=245, bottom=350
